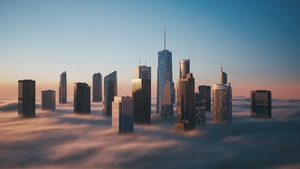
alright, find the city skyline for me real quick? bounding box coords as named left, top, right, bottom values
left=1, top=0, right=300, bottom=99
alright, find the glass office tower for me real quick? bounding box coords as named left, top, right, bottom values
left=251, top=90, right=272, bottom=118
left=93, top=73, right=102, bottom=102
left=18, top=79, right=35, bottom=117
left=74, top=82, right=90, bottom=114
left=103, top=71, right=117, bottom=116
left=42, top=90, right=55, bottom=110
left=59, top=71, right=67, bottom=104
left=212, top=84, right=232, bottom=122
left=157, top=30, right=174, bottom=118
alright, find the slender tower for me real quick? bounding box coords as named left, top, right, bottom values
left=59, top=71, right=67, bottom=104
left=220, top=63, right=227, bottom=84
left=157, top=29, right=175, bottom=118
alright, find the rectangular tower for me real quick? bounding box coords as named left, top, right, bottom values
left=103, top=71, right=117, bottom=116
left=112, top=96, right=134, bottom=134
left=59, top=71, right=67, bottom=104
left=18, top=80, right=35, bottom=117
left=251, top=90, right=271, bottom=118
left=132, top=78, right=151, bottom=124
left=174, top=73, right=195, bottom=131
left=93, top=73, right=102, bottom=102
left=198, top=85, right=211, bottom=111
left=74, top=83, right=90, bottom=114
left=42, top=90, right=55, bottom=110
left=134, top=65, right=151, bottom=79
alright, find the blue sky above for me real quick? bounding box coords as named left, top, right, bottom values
left=0, top=0, right=299, bottom=98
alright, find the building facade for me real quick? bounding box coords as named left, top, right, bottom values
left=112, top=96, right=134, bottom=134
left=198, top=85, right=211, bottom=111
left=18, top=79, right=35, bottom=117
left=103, top=71, right=117, bottom=116
left=220, top=63, right=227, bottom=85
left=195, top=102, right=205, bottom=124
left=59, top=71, right=67, bottom=104
left=134, top=65, right=151, bottom=79
left=42, top=90, right=55, bottom=110
left=132, top=78, right=151, bottom=124
left=251, top=90, right=272, bottom=118
left=174, top=73, right=195, bottom=131
left=212, top=84, right=232, bottom=122
left=157, top=31, right=175, bottom=118
left=93, top=73, right=102, bottom=102
left=74, top=83, right=90, bottom=114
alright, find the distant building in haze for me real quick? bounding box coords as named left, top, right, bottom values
left=213, top=64, right=232, bottom=122
left=59, top=71, right=67, bottom=104
left=132, top=65, right=151, bottom=124
left=112, top=96, right=134, bottom=134
left=74, top=83, right=90, bottom=114
left=174, top=73, right=195, bottom=132
left=93, top=73, right=102, bottom=102
left=198, top=85, right=211, bottom=111
left=179, top=59, right=190, bottom=78
left=18, top=79, right=35, bottom=117
left=157, top=29, right=175, bottom=118
left=42, top=90, right=55, bottom=110
left=134, top=65, right=151, bottom=79
left=251, top=90, right=272, bottom=118
left=103, top=71, right=117, bottom=116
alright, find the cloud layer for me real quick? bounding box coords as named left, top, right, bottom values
left=0, top=97, right=300, bottom=169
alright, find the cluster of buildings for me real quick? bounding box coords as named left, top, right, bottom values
left=17, top=31, right=272, bottom=134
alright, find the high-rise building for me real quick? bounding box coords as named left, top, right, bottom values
left=195, top=102, right=205, bottom=124
left=212, top=84, right=232, bottom=122
left=59, top=71, right=67, bottom=104
left=74, top=83, right=90, bottom=114
left=112, top=96, right=134, bottom=134
left=18, top=80, right=35, bottom=117
left=93, top=73, right=102, bottom=102
left=220, top=63, right=227, bottom=84
left=134, top=65, right=151, bottom=79
left=42, top=90, right=55, bottom=110
left=132, top=78, right=151, bottom=124
left=251, top=90, right=272, bottom=118
left=157, top=30, right=175, bottom=118
left=103, top=71, right=117, bottom=116
left=174, top=73, right=195, bottom=132
left=180, top=59, right=190, bottom=78
left=198, top=85, right=211, bottom=111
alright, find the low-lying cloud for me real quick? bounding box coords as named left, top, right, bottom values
left=0, top=97, right=299, bottom=169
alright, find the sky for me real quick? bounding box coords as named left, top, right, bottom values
left=1, top=0, right=300, bottom=98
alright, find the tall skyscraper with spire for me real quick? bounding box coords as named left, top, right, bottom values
left=213, top=63, right=232, bottom=122
left=59, top=71, right=67, bottom=104
left=157, top=29, right=175, bottom=118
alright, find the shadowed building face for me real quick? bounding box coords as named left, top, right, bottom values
left=103, top=71, right=117, bottom=116
left=18, top=79, right=35, bottom=117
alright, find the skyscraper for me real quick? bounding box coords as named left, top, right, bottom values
left=179, top=59, right=190, bottom=78
left=220, top=63, right=227, bottom=84
left=74, top=82, right=90, bottom=114
left=213, top=84, right=232, bottom=122
left=134, top=65, right=151, bottom=79
left=132, top=79, right=151, bottom=125
left=93, top=73, right=102, bottom=102
left=198, top=85, right=211, bottom=111
left=42, top=90, right=55, bottom=110
left=103, top=71, right=117, bottom=116
left=174, top=73, right=195, bottom=132
left=18, top=79, right=35, bottom=117
left=112, top=96, right=134, bottom=134
left=251, top=90, right=272, bottom=118
left=59, top=71, right=67, bottom=104
left=157, top=30, right=175, bottom=118
left=195, top=102, right=205, bottom=124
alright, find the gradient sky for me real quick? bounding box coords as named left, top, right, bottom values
left=1, top=0, right=299, bottom=98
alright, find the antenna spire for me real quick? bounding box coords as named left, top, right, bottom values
left=164, top=28, right=166, bottom=50
left=221, top=62, right=223, bottom=72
